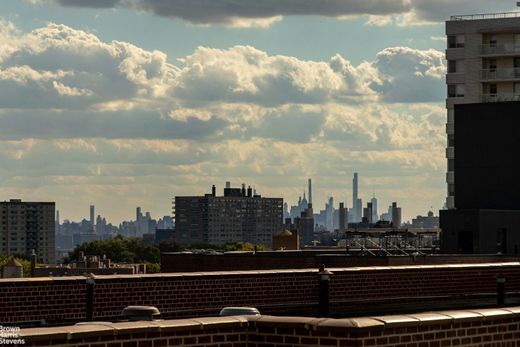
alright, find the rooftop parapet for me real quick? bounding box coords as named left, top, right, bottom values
left=450, top=11, right=520, bottom=21
left=17, top=308, right=520, bottom=347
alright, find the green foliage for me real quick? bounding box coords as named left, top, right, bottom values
left=145, top=261, right=161, bottom=273
left=68, top=235, right=160, bottom=263
left=222, top=242, right=270, bottom=251
left=68, top=237, right=270, bottom=270
left=0, top=256, right=31, bottom=278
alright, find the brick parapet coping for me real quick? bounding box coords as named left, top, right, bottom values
left=17, top=307, right=520, bottom=346
left=2, top=261, right=519, bottom=283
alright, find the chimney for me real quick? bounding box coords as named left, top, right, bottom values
left=242, top=183, right=246, bottom=197
left=226, top=181, right=231, bottom=189
left=211, top=184, right=216, bottom=196
left=247, top=185, right=253, bottom=197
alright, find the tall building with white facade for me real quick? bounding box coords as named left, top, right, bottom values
left=446, top=13, right=520, bottom=209
left=0, top=199, right=55, bottom=263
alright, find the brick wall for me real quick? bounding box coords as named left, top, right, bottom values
left=17, top=307, right=520, bottom=347
left=1, top=262, right=520, bottom=325
left=161, top=252, right=520, bottom=272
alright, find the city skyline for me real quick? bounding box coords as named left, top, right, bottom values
left=1, top=1, right=516, bottom=223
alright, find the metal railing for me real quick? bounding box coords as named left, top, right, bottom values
left=481, top=68, right=520, bottom=80
left=482, top=93, right=520, bottom=103
left=451, top=12, right=520, bottom=21
left=481, top=43, right=520, bottom=55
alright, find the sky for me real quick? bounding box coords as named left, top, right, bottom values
left=0, top=0, right=517, bottom=223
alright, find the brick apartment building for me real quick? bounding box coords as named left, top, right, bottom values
left=0, top=199, right=55, bottom=263
left=174, top=184, right=283, bottom=248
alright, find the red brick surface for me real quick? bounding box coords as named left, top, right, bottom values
left=17, top=308, right=520, bottom=347
left=1, top=262, right=520, bottom=324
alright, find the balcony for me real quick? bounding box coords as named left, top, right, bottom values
left=446, top=147, right=455, bottom=159
left=446, top=122, right=454, bottom=135
left=446, top=171, right=454, bottom=184
left=481, top=68, right=520, bottom=81
left=481, top=43, right=520, bottom=56
left=482, top=93, right=520, bottom=102
left=446, top=196, right=455, bottom=210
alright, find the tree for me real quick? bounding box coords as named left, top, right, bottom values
left=0, top=256, right=31, bottom=277
left=68, top=236, right=160, bottom=263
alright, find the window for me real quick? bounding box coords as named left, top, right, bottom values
left=448, top=35, right=464, bottom=48
left=448, top=84, right=464, bottom=97
left=489, top=84, right=497, bottom=95
left=489, top=36, right=497, bottom=48
left=448, top=60, right=457, bottom=73
left=488, top=59, right=497, bottom=72
left=515, top=34, right=520, bottom=47
left=514, top=82, right=520, bottom=95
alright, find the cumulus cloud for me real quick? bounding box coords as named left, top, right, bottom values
left=0, top=22, right=178, bottom=109
left=36, top=0, right=517, bottom=27
left=0, top=21, right=444, bottom=110
left=0, top=19, right=447, bottom=221
left=172, top=46, right=377, bottom=107
left=371, top=47, right=445, bottom=102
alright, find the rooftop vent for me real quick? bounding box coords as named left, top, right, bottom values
left=121, top=306, right=160, bottom=321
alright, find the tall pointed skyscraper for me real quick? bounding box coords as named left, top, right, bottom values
left=308, top=178, right=312, bottom=205
left=371, top=190, right=378, bottom=223
left=352, top=173, right=359, bottom=223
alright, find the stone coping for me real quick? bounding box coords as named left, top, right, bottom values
left=17, top=307, right=520, bottom=342
left=1, top=262, right=519, bottom=283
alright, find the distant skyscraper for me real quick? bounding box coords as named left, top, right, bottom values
left=356, top=198, right=362, bottom=223
left=352, top=173, right=358, bottom=213
left=338, top=202, right=347, bottom=230
left=89, top=205, right=94, bottom=225
left=371, top=193, right=378, bottom=223
left=136, top=207, right=142, bottom=222
left=308, top=178, right=312, bottom=205
left=352, top=173, right=359, bottom=223
left=391, top=202, right=402, bottom=228
left=326, top=197, right=334, bottom=231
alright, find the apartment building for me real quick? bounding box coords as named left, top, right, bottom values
left=174, top=184, right=283, bottom=248
left=0, top=199, right=55, bottom=263
left=446, top=12, right=520, bottom=209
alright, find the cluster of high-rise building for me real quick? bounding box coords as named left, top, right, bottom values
left=286, top=174, right=403, bottom=233
left=55, top=205, right=174, bottom=259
